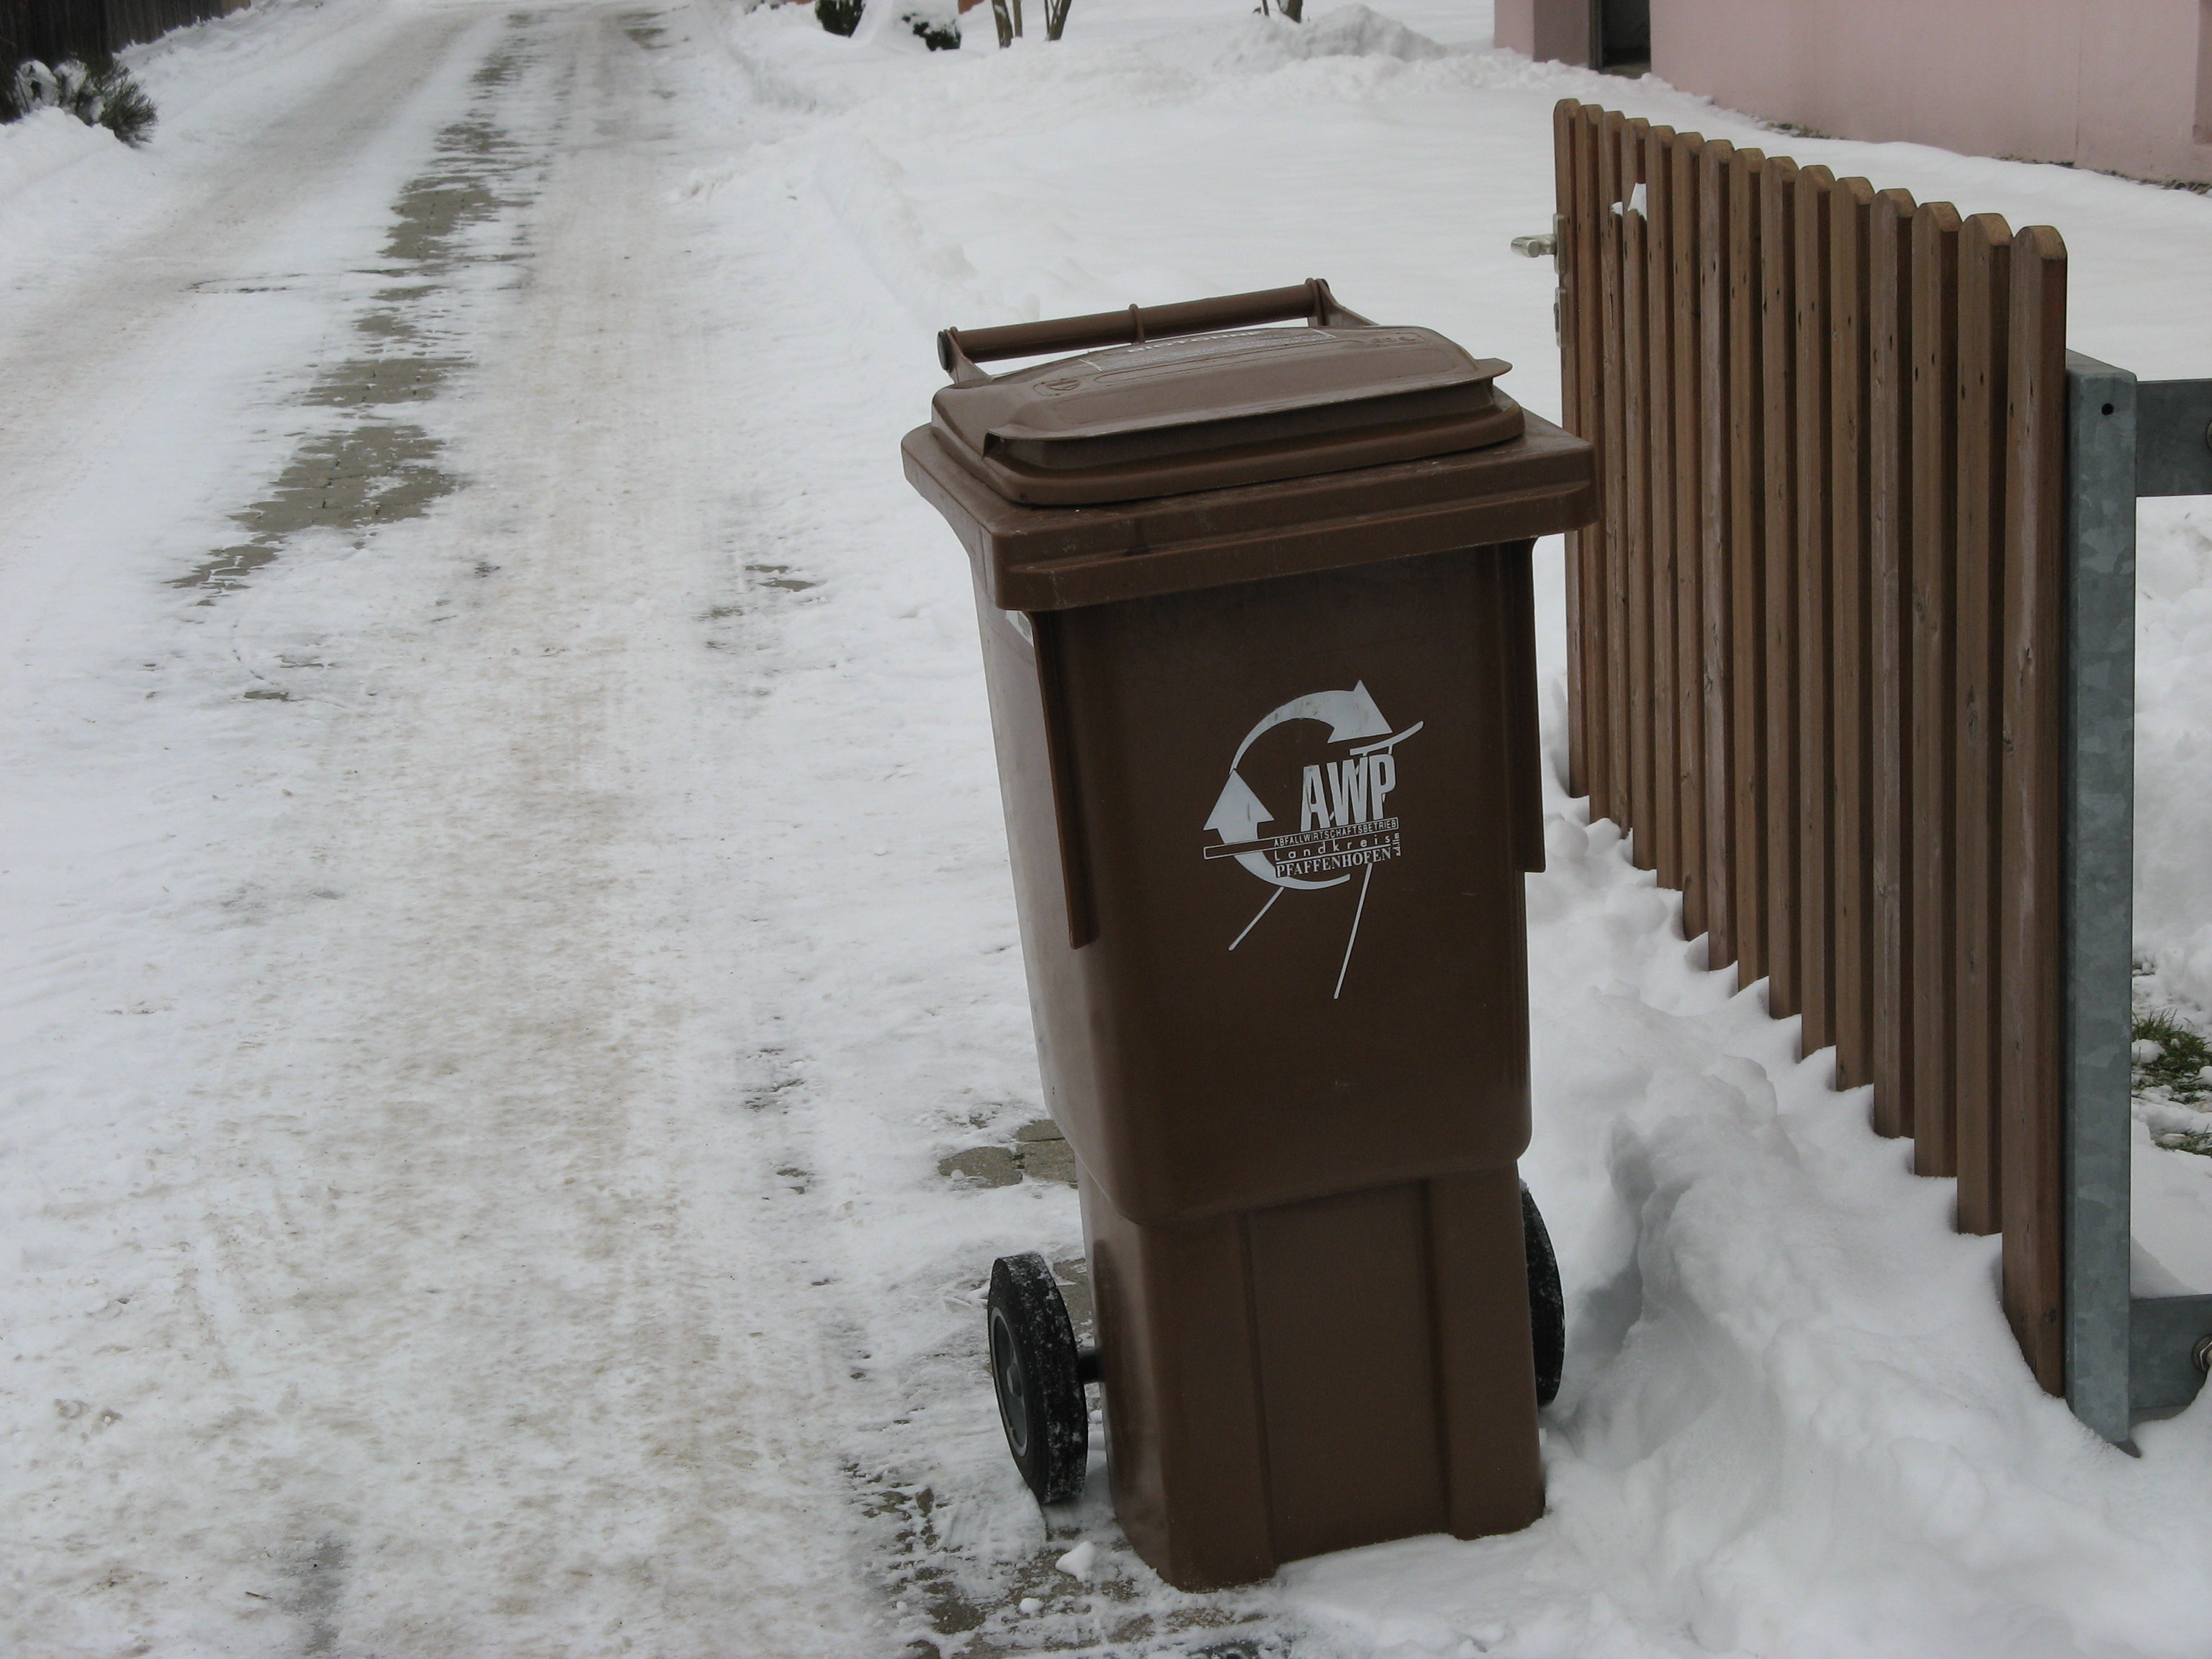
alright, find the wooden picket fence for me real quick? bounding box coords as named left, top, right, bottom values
left=1552, top=100, right=2070, bottom=1393
left=2, top=0, right=232, bottom=81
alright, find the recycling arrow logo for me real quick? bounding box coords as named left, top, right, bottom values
left=1202, top=680, right=1422, bottom=999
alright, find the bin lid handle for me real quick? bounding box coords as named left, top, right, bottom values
left=937, top=279, right=1372, bottom=385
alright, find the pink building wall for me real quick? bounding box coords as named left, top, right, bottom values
left=1495, top=0, right=1596, bottom=68
left=1500, top=0, right=2212, bottom=186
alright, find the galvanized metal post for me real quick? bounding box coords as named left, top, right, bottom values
left=2062, top=352, right=2137, bottom=1445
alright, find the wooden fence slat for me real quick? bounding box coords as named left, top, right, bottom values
left=1643, top=124, right=1679, bottom=892
left=1727, top=148, right=1768, bottom=986
left=1623, top=119, right=1656, bottom=868
left=1794, top=165, right=1836, bottom=1056
left=1830, top=177, right=1876, bottom=1088
left=1573, top=104, right=1611, bottom=819
left=1673, top=132, right=1708, bottom=945
left=1953, top=211, right=2013, bottom=1236
left=1760, top=157, right=1801, bottom=1018
left=1908, top=200, right=1962, bottom=1179
left=2000, top=224, right=2069, bottom=1393
left=1867, top=186, right=1917, bottom=1141
left=1599, top=112, right=1633, bottom=832
left=1698, top=137, right=1737, bottom=969
left=1556, top=102, right=1586, bottom=802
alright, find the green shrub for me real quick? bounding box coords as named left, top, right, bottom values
left=6, top=55, right=158, bottom=145
left=817, top=0, right=863, bottom=35
left=905, top=9, right=958, bottom=48
left=91, top=68, right=157, bottom=145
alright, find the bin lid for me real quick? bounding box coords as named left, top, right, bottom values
left=902, top=411, right=1596, bottom=612
left=931, top=320, right=1523, bottom=506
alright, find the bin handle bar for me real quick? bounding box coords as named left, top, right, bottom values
left=937, top=279, right=1372, bottom=383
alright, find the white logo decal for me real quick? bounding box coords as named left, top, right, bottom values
left=1202, top=681, right=1422, bottom=999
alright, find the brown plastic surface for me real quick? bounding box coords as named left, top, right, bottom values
left=931, top=325, right=1522, bottom=505
left=909, top=315, right=1593, bottom=1585
left=902, top=415, right=1592, bottom=613
left=1082, top=1164, right=1543, bottom=1591
left=963, top=542, right=1558, bottom=1228
left=939, top=278, right=1357, bottom=373
left=958, top=538, right=1569, bottom=1583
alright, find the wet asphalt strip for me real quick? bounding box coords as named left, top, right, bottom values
left=172, top=16, right=546, bottom=601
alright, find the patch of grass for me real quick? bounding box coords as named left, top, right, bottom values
left=2133, top=1008, right=2212, bottom=1103
left=2154, top=1128, right=2212, bottom=1159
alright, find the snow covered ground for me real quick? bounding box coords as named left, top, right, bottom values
left=1, top=0, right=2211, bottom=1654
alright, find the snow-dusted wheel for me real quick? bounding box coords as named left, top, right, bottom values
left=1523, top=1184, right=1564, bottom=1408
left=986, top=1253, right=1088, bottom=1504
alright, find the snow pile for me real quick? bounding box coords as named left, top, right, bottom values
left=719, top=0, right=979, bottom=110
left=1212, top=4, right=1455, bottom=70
left=1405, top=805, right=2212, bottom=1656
left=2122, top=489, right=2212, bottom=1292
left=2134, top=498, right=2212, bottom=1008
left=0, top=104, right=114, bottom=202
left=850, top=0, right=962, bottom=53
left=2124, top=979, right=2212, bottom=1292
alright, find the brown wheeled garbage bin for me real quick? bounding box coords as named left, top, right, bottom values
left=902, top=280, right=1596, bottom=1591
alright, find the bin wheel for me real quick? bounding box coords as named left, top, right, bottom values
left=986, top=1253, right=1088, bottom=1504
left=1522, top=1184, right=1564, bottom=1408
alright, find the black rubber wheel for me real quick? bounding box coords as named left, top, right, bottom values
left=1522, top=1184, right=1565, bottom=1408
left=986, top=1253, right=1088, bottom=1504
